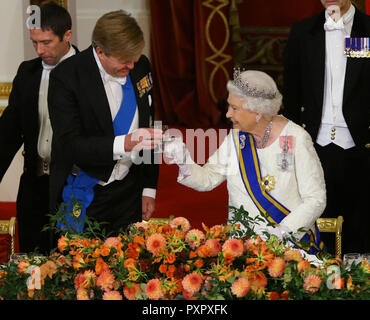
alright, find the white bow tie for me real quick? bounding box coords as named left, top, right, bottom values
left=324, top=17, right=345, bottom=31
left=104, top=73, right=127, bottom=86
left=42, top=61, right=56, bottom=71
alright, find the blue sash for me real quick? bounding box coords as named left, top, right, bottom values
left=57, top=75, right=137, bottom=232
left=232, top=129, right=325, bottom=255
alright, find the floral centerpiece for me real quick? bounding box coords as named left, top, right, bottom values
left=0, top=206, right=369, bottom=300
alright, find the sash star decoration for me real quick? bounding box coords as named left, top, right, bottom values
left=261, top=175, right=276, bottom=192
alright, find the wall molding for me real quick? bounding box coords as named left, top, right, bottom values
left=0, top=82, right=12, bottom=99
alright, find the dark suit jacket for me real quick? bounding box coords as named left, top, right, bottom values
left=0, top=58, right=43, bottom=181
left=48, top=46, right=158, bottom=213
left=0, top=45, right=79, bottom=181
left=282, top=7, right=370, bottom=155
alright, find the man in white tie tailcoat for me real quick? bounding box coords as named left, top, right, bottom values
left=282, top=0, right=370, bottom=254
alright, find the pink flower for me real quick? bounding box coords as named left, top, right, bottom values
left=170, top=217, right=191, bottom=232
left=76, top=288, right=94, bottom=300
left=222, top=238, right=244, bottom=258
left=303, top=275, right=322, bottom=293
left=231, top=278, right=250, bottom=298
left=185, top=229, right=206, bottom=249
left=268, top=257, right=286, bottom=278
left=145, top=279, right=164, bottom=300
left=103, top=290, right=123, bottom=300
left=244, top=237, right=262, bottom=251
left=123, top=283, right=142, bottom=300
left=96, top=270, right=115, bottom=292
left=182, top=272, right=203, bottom=294
left=146, top=234, right=166, bottom=255
left=103, top=237, right=122, bottom=250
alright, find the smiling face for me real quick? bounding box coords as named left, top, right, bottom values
left=30, top=28, right=72, bottom=66
left=320, top=0, right=351, bottom=15
left=95, top=47, right=139, bottom=78
left=226, top=93, right=258, bottom=132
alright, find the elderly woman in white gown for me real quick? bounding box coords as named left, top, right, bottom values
left=164, top=70, right=327, bottom=262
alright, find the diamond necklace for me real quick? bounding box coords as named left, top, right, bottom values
left=255, top=120, right=273, bottom=148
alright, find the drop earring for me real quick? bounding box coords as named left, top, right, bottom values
left=255, top=116, right=260, bottom=124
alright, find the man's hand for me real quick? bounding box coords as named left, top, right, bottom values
left=125, top=128, right=163, bottom=151
left=142, top=196, right=156, bottom=221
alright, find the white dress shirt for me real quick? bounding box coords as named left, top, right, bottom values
left=316, top=4, right=356, bottom=149
left=37, top=45, right=76, bottom=175
left=92, top=48, right=156, bottom=198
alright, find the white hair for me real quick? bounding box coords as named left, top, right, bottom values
left=227, top=70, right=282, bottom=118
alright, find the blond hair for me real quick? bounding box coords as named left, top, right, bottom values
left=92, top=10, right=144, bottom=61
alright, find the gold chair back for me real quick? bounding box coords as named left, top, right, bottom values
left=317, top=216, right=344, bottom=259
left=0, top=217, right=16, bottom=258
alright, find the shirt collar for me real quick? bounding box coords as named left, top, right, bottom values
left=92, top=47, right=127, bottom=85
left=325, top=3, right=355, bottom=26
left=42, top=44, right=76, bottom=70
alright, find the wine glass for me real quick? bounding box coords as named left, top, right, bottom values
left=343, top=253, right=361, bottom=270
left=9, top=253, right=28, bottom=264
left=361, top=253, right=370, bottom=262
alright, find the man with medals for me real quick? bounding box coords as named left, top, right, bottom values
left=0, top=3, right=77, bottom=254
left=283, top=0, right=370, bottom=254
left=48, top=11, right=162, bottom=236
left=164, top=70, right=327, bottom=263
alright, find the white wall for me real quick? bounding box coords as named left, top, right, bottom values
left=0, top=0, right=25, bottom=202
left=75, top=0, right=151, bottom=57
left=0, top=0, right=152, bottom=202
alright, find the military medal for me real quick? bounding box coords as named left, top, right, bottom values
left=239, top=134, right=246, bottom=150
left=277, top=135, right=294, bottom=171
left=136, top=72, right=153, bottom=97
left=344, top=37, right=351, bottom=57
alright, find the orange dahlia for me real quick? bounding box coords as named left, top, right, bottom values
left=303, top=274, right=322, bottom=293
left=182, top=272, right=203, bottom=294
left=97, top=270, right=115, bottom=292
left=145, top=279, right=164, bottom=300
left=231, top=278, right=250, bottom=298
left=185, top=229, right=206, bottom=249
left=123, top=258, right=137, bottom=272
left=103, top=237, right=122, bottom=251
left=182, top=289, right=199, bottom=300
left=74, top=270, right=96, bottom=289
left=123, top=283, right=142, bottom=300
left=170, top=217, right=191, bottom=232
left=205, top=239, right=221, bottom=257
left=248, top=271, right=268, bottom=293
left=297, top=260, right=311, bottom=273
left=284, top=249, right=303, bottom=262
left=103, top=290, right=123, bottom=300
left=146, top=234, right=166, bottom=255
left=222, top=238, right=244, bottom=258
left=268, top=257, right=286, bottom=278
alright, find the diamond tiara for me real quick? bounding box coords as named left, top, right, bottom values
left=230, top=68, right=277, bottom=100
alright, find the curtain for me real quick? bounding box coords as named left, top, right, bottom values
left=150, top=0, right=233, bottom=128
